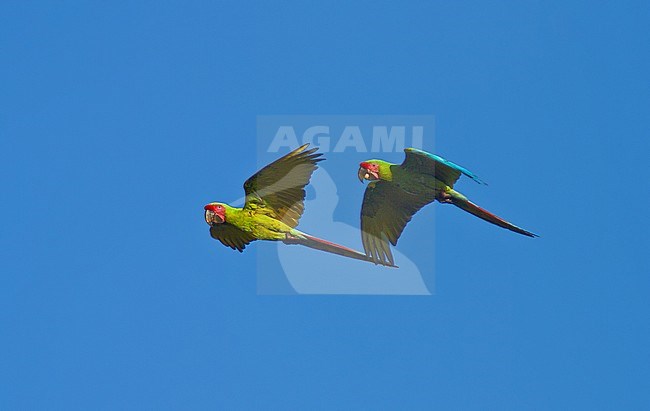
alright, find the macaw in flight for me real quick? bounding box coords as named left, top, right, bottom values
left=205, top=144, right=395, bottom=267
left=357, top=148, right=537, bottom=265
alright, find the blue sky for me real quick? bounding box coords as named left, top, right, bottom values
left=1, top=1, right=649, bottom=409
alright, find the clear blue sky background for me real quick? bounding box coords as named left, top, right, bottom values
left=2, top=1, right=649, bottom=409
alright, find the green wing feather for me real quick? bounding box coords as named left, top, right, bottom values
left=360, top=181, right=435, bottom=265
left=210, top=223, right=257, bottom=252
left=401, top=148, right=486, bottom=187
left=243, top=144, right=323, bottom=227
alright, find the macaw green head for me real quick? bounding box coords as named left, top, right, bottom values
left=358, top=160, right=382, bottom=183
left=204, top=202, right=228, bottom=226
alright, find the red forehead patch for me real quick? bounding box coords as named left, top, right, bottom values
left=360, top=162, right=378, bottom=171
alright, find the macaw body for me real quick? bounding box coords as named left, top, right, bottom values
left=369, top=160, right=475, bottom=208
left=205, top=144, right=395, bottom=267
left=358, top=148, right=537, bottom=265
left=210, top=204, right=292, bottom=241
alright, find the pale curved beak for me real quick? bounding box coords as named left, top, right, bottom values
left=358, top=167, right=368, bottom=183
left=204, top=209, right=224, bottom=226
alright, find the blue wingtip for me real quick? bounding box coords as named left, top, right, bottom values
left=407, top=148, right=487, bottom=185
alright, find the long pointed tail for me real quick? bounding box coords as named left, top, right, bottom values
left=284, top=233, right=398, bottom=268
left=450, top=194, right=538, bottom=237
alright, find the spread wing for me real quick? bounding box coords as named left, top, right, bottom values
left=243, top=144, right=323, bottom=228
left=401, top=148, right=486, bottom=187
left=360, top=181, right=435, bottom=266
left=209, top=223, right=257, bottom=252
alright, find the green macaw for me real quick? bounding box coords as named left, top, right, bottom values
left=205, top=144, right=395, bottom=267
left=357, top=148, right=537, bottom=265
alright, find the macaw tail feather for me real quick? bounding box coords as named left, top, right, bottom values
left=450, top=196, right=538, bottom=238
left=284, top=233, right=398, bottom=268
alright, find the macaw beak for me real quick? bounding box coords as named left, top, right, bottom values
left=204, top=205, right=225, bottom=225
left=358, top=167, right=369, bottom=183
left=358, top=166, right=379, bottom=182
